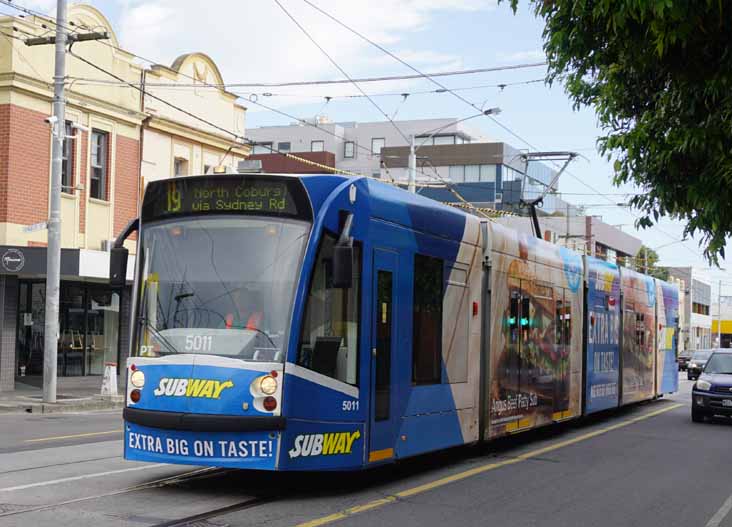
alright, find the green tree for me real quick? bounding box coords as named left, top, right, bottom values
left=636, top=245, right=669, bottom=280
left=505, top=0, right=732, bottom=262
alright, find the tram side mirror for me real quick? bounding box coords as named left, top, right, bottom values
left=332, top=244, right=353, bottom=289
left=109, top=246, right=129, bottom=289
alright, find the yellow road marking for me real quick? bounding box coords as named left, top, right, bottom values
left=296, top=403, right=682, bottom=527
left=24, top=429, right=123, bottom=443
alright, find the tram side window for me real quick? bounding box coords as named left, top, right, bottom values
left=298, top=233, right=361, bottom=385
left=412, top=254, right=443, bottom=385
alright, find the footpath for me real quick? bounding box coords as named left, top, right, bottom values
left=0, top=375, right=125, bottom=414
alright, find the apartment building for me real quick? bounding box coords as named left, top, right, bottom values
left=247, top=116, right=479, bottom=178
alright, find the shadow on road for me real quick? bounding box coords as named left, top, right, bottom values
left=139, top=398, right=691, bottom=504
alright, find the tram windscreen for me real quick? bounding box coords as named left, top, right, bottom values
left=135, top=216, right=310, bottom=362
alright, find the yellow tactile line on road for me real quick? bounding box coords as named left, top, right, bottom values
left=24, top=430, right=123, bottom=443
left=296, top=403, right=683, bottom=527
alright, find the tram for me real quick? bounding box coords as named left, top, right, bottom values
left=111, top=172, right=679, bottom=471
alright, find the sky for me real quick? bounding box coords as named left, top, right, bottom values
left=14, top=0, right=732, bottom=291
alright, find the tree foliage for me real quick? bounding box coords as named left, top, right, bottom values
left=636, top=245, right=669, bottom=280
left=506, top=0, right=732, bottom=262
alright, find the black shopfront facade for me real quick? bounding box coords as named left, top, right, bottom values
left=0, top=245, right=131, bottom=390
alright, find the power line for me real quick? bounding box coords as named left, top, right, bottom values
left=297, top=0, right=710, bottom=260
left=63, top=76, right=546, bottom=95
left=6, top=3, right=472, bottom=191
left=0, top=0, right=547, bottom=87
left=0, top=0, right=529, bottom=220
left=273, top=0, right=410, bottom=145
left=67, top=50, right=369, bottom=178
left=271, top=1, right=500, bottom=220
left=302, top=0, right=501, bottom=118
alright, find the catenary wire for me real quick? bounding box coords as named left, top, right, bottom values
left=273, top=0, right=411, bottom=145
left=299, top=0, right=713, bottom=261
left=1, top=1, right=533, bottom=219
left=67, top=50, right=367, bottom=177
left=271, top=0, right=497, bottom=219
left=0, top=0, right=547, bottom=87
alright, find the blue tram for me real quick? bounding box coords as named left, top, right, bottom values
left=111, top=173, right=679, bottom=471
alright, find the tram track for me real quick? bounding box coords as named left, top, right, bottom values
left=0, top=466, right=229, bottom=519
left=0, top=455, right=122, bottom=476
left=149, top=495, right=278, bottom=527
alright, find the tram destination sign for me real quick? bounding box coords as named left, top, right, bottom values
left=142, top=175, right=312, bottom=221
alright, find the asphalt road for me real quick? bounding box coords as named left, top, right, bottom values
left=0, top=374, right=729, bottom=527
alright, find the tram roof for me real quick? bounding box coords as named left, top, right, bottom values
left=298, top=174, right=472, bottom=243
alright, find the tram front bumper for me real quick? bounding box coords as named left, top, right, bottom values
left=123, top=408, right=284, bottom=469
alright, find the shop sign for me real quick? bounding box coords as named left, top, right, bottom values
left=1, top=249, right=25, bottom=272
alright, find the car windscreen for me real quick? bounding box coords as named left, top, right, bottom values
left=692, top=351, right=712, bottom=361
left=704, top=354, right=732, bottom=374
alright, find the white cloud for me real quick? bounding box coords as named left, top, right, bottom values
left=113, top=0, right=492, bottom=89
left=499, top=49, right=546, bottom=63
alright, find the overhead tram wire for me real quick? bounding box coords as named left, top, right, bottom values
left=0, top=7, right=362, bottom=177
left=2, top=0, right=508, bottom=186
left=273, top=0, right=411, bottom=146
left=303, top=0, right=704, bottom=257
left=297, top=0, right=713, bottom=253
left=1, top=0, right=547, bottom=87
left=301, top=0, right=524, bottom=133
left=271, top=0, right=499, bottom=220
left=66, top=51, right=366, bottom=178
left=4, top=0, right=507, bottom=218
left=9, top=7, right=449, bottom=188
left=62, top=77, right=547, bottom=95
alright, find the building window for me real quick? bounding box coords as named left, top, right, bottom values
left=433, top=135, right=455, bottom=145
left=297, top=233, right=361, bottom=385
left=344, top=141, right=355, bottom=158
left=311, top=140, right=324, bottom=152
left=90, top=130, right=108, bottom=200
left=173, top=157, right=189, bottom=177
left=413, top=254, right=443, bottom=385
left=449, top=165, right=465, bottom=182
left=278, top=141, right=291, bottom=153
left=252, top=142, right=272, bottom=154
left=480, top=164, right=496, bottom=182
left=464, top=165, right=480, bottom=182
left=503, top=166, right=520, bottom=182
left=371, top=138, right=385, bottom=155
left=61, top=121, right=74, bottom=193
left=415, top=135, right=432, bottom=146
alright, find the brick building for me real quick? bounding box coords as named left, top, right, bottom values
left=0, top=5, right=248, bottom=390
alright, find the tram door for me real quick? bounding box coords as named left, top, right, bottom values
left=368, top=249, right=398, bottom=463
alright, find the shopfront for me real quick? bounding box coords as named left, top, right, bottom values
left=16, top=281, right=121, bottom=378
left=0, top=245, right=133, bottom=390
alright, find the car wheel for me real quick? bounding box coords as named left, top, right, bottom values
left=692, top=408, right=705, bottom=423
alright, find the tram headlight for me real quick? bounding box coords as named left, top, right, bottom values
left=130, top=370, right=145, bottom=388
left=259, top=375, right=278, bottom=395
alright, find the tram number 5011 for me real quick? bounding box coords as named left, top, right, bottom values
left=342, top=400, right=359, bottom=411
left=185, top=335, right=213, bottom=352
